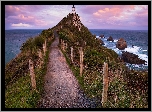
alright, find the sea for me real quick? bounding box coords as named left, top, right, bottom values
left=5, top=29, right=44, bottom=65
left=90, top=29, right=148, bottom=71
left=5, top=29, right=148, bottom=71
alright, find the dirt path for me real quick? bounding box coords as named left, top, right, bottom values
left=38, top=31, right=100, bottom=108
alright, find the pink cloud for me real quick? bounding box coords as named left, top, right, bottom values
left=5, top=5, right=20, bottom=17
left=128, top=5, right=135, bottom=10
left=7, top=13, right=48, bottom=28
left=91, top=5, right=148, bottom=29
left=5, top=5, right=20, bottom=12
left=5, top=5, right=148, bottom=30
left=35, top=19, right=48, bottom=26
left=9, top=14, right=34, bottom=20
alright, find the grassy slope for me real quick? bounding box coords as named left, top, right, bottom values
left=57, top=13, right=148, bottom=108
left=5, top=28, right=55, bottom=108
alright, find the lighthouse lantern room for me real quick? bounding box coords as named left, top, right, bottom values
left=72, top=5, right=75, bottom=14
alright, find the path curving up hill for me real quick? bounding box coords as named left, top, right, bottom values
left=37, top=31, right=100, bottom=108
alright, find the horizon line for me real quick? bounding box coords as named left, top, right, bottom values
left=5, top=28, right=148, bottom=31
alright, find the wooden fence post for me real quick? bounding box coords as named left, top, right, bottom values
left=79, top=47, right=83, bottom=77
left=65, top=42, right=67, bottom=51
left=43, top=43, right=45, bottom=55
left=102, top=62, right=109, bottom=107
left=43, top=40, right=46, bottom=55
left=45, top=39, right=46, bottom=48
left=38, top=50, right=43, bottom=68
left=60, top=39, right=62, bottom=48
left=116, top=69, right=119, bottom=78
left=62, top=40, right=64, bottom=51
left=71, top=46, right=74, bottom=63
left=29, top=59, right=36, bottom=90
left=53, top=32, right=55, bottom=39
left=64, top=42, right=67, bottom=52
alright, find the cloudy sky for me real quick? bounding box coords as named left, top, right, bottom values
left=5, top=5, right=148, bottom=30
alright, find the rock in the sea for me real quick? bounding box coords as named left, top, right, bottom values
left=107, top=36, right=114, bottom=42
left=116, top=38, right=127, bottom=50
left=121, top=51, right=146, bottom=64
left=99, top=34, right=104, bottom=38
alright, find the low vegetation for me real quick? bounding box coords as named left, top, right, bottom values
left=57, top=13, right=148, bottom=108
left=5, top=28, right=55, bottom=108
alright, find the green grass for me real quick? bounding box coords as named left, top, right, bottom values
left=5, top=74, right=36, bottom=108
left=60, top=46, right=103, bottom=99
left=83, top=70, right=103, bottom=98
left=5, top=32, right=55, bottom=108
left=5, top=59, right=48, bottom=108
left=59, top=43, right=148, bottom=108
left=56, top=14, right=148, bottom=108
left=5, top=59, right=46, bottom=108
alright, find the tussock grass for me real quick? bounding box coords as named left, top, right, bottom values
left=5, top=28, right=55, bottom=108
left=57, top=13, right=148, bottom=108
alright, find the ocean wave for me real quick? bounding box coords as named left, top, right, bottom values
left=114, top=39, right=118, bottom=42
left=97, top=35, right=148, bottom=70
left=96, top=36, right=100, bottom=38
left=124, top=46, right=140, bottom=54
left=126, top=63, right=148, bottom=70
left=138, top=54, right=148, bottom=65
left=113, top=48, right=122, bottom=55
left=124, top=46, right=148, bottom=65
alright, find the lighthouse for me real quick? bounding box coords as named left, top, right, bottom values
left=72, top=5, right=76, bottom=14
left=70, top=5, right=82, bottom=31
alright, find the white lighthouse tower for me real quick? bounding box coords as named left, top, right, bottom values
left=72, top=5, right=76, bottom=14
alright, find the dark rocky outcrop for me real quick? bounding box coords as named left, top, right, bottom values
left=121, top=51, right=146, bottom=64
left=107, top=36, right=114, bottom=42
left=116, top=38, right=127, bottom=50
left=99, top=34, right=104, bottom=38
left=100, top=40, right=105, bottom=45
left=96, top=38, right=104, bottom=45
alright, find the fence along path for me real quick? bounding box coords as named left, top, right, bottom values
left=38, top=31, right=98, bottom=108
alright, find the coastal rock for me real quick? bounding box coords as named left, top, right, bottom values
left=101, top=40, right=105, bottom=45
left=116, top=38, right=127, bottom=50
left=107, top=36, right=114, bottom=42
left=121, top=51, right=146, bottom=64
left=97, top=38, right=105, bottom=45
left=99, top=34, right=104, bottom=38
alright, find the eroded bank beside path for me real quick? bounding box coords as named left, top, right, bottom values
left=37, top=31, right=100, bottom=108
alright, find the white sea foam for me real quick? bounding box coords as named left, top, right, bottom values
left=103, top=38, right=107, bottom=41
left=138, top=54, right=148, bottom=65
left=96, top=36, right=100, bottom=38
left=126, top=63, right=148, bottom=70
left=124, top=46, right=140, bottom=54
left=103, top=43, right=107, bottom=46
left=113, top=48, right=122, bottom=55
left=124, top=46, right=148, bottom=65
left=114, top=39, right=118, bottom=42
left=97, top=35, right=148, bottom=67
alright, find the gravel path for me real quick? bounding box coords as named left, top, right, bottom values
left=38, top=31, right=100, bottom=108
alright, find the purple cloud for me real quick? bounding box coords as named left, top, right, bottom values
left=5, top=5, right=148, bottom=30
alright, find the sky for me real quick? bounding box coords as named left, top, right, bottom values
left=5, top=5, right=148, bottom=30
